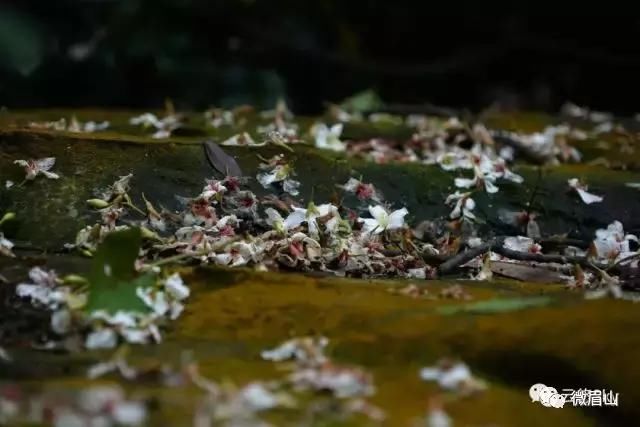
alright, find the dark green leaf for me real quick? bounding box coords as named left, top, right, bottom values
left=203, top=140, right=243, bottom=177
left=86, top=227, right=152, bottom=314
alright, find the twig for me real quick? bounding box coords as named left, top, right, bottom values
left=437, top=238, right=499, bottom=274
left=535, top=236, right=591, bottom=250
left=492, top=246, right=608, bottom=270
left=608, top=252, right=640, bottom=271
left=436, top=236, right=609, bottom=276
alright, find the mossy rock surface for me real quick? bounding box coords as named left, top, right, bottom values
left=1, top=110, right=640, bottom=426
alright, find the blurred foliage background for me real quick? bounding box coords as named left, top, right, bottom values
left=0, top=1, right=639, bottom=114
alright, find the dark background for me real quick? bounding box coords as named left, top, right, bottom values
left=1, top=1, right=639, bottom=115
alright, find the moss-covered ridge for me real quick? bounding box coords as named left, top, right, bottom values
left=2, top=111, right=640, bottom=250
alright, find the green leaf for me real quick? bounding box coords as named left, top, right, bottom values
left=436, top=296, right=553, bottom=315
left=86, top=227, right=152, bottom=314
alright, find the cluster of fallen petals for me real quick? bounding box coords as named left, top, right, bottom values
left=0, top=383, right=146, bottom=426
left=13, top=265, right=190, bottom=351
left=77, top=337, right=383, bottom=425
left=27, top=116, right=110, bottom=133
left=67, top=169, right=436, bottom=281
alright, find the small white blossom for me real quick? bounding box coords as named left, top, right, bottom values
left=257, top=156, right=300, bottom=196
left=284, top=203, right=339, bottom=238
left=240, top=383, right=281, bottom=411
left=14, top=157, right=60, bottom=180
left=289, top=364, right=374, bottom=398
left=164, top=273, right=190, bottom=300
left=445, top=191, right=476, bottom=220
left=420, top=360, right=486, bottom=393
left=129, top=113, right=180, bottom=139
left=261, top=336, right=329, bottom=365
left=502, top=236, right=541, bottom=253
left=311, top=123, right=345, bottom=152
left=592, top=221, right=638, bottom=262
left=136, top=287, right=169, bottom=317
left=568, top=178, right=603, bottom=204
left=360, top=205, right=408, bottom=235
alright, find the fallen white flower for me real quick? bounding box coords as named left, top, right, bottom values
left=568, top=178, right=603, bottom=204
left=360, top=205, right=408, bottom=235
left=16, top=284, right=68, bottom=309
left=289, top=364, right=374, bottom=398
left=445, top=191, right=476, bottom=221
left=136, top=287, right=169, bottom=317
left=240, top=383, right=280, bottom=411
left=14, top=157, right=60, bottom=180
left=164, top=273, right=190, bottom=300
left=311, top=123, right=346, bottom=152
left=502, top=236, right=541, bottom=253
left=593, top=220, right=638, bottom=262
left=261, top=336, right=329, bottom=365
left=420, top=360, right=486, bottom=393
left=284, top=203, right=339, bottom=238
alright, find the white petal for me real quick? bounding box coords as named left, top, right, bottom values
left=387, top=208, right=408, bottom=229
left=121, top=328, right=151, bottom=344
left=464, top=198, right=476, bottom=211
left=284, top=208, right=307, bottom=230
left=36, top=157, right=56, bottom=171
left=576, top=188, right=603, bottom=204
left=454, top=177, right=476, bottom=189
left=316, top=203, right=337, bottom=217
left=484, top=179, right=499, bottom=194
left=419, top=367, right=442, bottom=381
left=504, top=169, right=524, bottom=184
left=214, top=253, right=233, bottom=265
left=165, top=273, right=190, bottom=300
left=361, top=218, right=382, bottom=234
left=283, top=179, right=300, bottom=195
left=567, top=178, right=580, bottom=189
left=368, top=205, right=388, bottom=223
left=87, top=361, right=117, bottom=379
left=407, top=268, right=426, bottom=279
left=265, top=208, right=284, bottom=226
left=112, top=401, right=147, bottom=426
left=85, top=328, right=118, bottom=349
left=51, top=309, right=72, bottom=334
left=241, top=383, right=279, bottom=411
left=341, top=178, right=360, bottom=192
left=449, top=201, right=463, bottom=219
left=330, top=123, right=344, bottom=137
left=41, top=170, right=60, bottom=179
